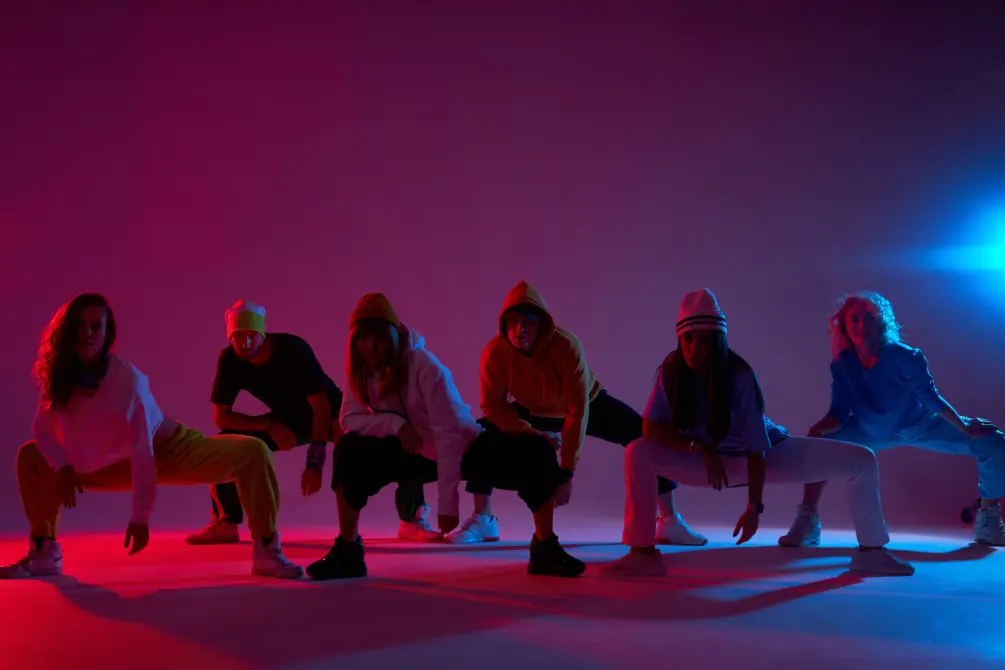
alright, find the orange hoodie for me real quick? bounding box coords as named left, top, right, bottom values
left=479, top=281, right=602, bottom=469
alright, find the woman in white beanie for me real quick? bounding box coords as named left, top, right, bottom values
left=603, top=288, right=914, bottom=577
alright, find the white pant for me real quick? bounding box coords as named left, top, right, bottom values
left=623, top=436, right=891, bottom=548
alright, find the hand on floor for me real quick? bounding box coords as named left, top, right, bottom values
left=301, top=468, right=322, bottom=497
left=124, top=522, right=150, bottom=555
left=733, top=507, right=759, bottom=545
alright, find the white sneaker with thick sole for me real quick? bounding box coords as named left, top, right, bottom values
left=601, top=550, right=667, bottom=577
left=0, top=539, right=63, bottom=579
left=252, top=533, right=304, bottom=579
left=974, top=504, right=1005, bottom=545
left=848, top=548, right=915, bottom=576
left=778, top=504, right=822, bottom=547
left=186, top=520, right=240, bottom=545
left=445, top=513, right=500, bottom=544
left=398, top=505, right=444, bottom=542
left=655, top=513, right=708, bottom=546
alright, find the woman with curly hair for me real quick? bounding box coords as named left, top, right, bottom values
left=603, top=289, right=913, bottom=577
left=779, top=291, right=1005, bottom=548
left=1, top=293, right=302, bottom=579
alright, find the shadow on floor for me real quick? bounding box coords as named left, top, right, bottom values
left=38, top=541, right=995, bottom=667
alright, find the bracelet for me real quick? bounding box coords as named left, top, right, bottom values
left=305, top=442, right=327, bottom=471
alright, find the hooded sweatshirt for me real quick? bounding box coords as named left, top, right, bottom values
left=340, top=326, right=481, bottom=518
left=479, top=281, right=602, bottom=469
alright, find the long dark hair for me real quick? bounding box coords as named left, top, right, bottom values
left=34, top=293, right=117, bottom=410
left=657, top=332, right=764, bottom=443
left=346, top=318, right=410, bottom=405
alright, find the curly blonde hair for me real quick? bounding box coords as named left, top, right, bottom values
left=829, top=291, right=902, bottom=360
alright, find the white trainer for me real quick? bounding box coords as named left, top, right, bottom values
left=655, top=513, right=708, bottom=546
left=848, top=548, right=915, bottom=576
left=252, top=533, right=304, bottom=579
left=778, top=504, right=822, bottom=547
left=398, top=505, right=444, bottom=542
left=0, top=539, right=63, bottom=579
left=186, top=520, right=240, bottom=545
left=974, top=504, right=1005, bottom=546
left=445, top=513, right=500, bottom=544
left=601, top=550, right=667, bottom=577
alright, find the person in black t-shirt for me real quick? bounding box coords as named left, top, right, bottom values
left=186, top=300, right=427, bottom=544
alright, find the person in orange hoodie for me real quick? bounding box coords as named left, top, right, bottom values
left=445, top=281, right=706, bottom=549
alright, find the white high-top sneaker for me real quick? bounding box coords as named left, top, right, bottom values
left=0, top=539, right=63, bottom=579
left=655, top=513, right=708, bottom=546
left=601, top=549, right=667, bottom=577
left=252, top=533, right=303, bottom=579
left=778, top=504, right=822, bottom=547
left=445, top=513, right=500, bottom=544
left=848, top=548, right=915, bottom=576
left=398, top=505, right=444, bottom=542
left=186, top=520, right=240, bottom=545
left=974, top=504, right=1005, bottom=546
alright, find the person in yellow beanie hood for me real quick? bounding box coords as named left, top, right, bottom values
left=185, top=299, right=427, bottom=546
left=307, top=293, right=483, bottom=580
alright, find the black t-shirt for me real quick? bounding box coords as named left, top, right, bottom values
left=211, top=333, right=343, bottom=440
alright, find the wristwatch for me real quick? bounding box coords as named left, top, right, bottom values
left=749, top=502, right=764, bottom=514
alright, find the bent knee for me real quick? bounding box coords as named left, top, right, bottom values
left=16, top=441, right=43, bottom=467
left=841, top=441, right=879, bottom=473
left=241, top=437, right=273, bottom=462
left=625, top=437, right=660, bottom=465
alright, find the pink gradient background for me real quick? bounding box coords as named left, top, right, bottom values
left=2, top=2, right=1004, bottom=537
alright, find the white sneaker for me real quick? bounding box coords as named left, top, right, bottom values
left=397, top=505, right=444, bottom=542
left=974, top=504, right=1005, bottom=545
left=601, top=550, right=667, bottom=577
left=0, top=538, right=63, bottom=579
left=778, top=504, right=822, bottom=547
left=186, top=520, right=240, bottom=545
left=252, top=533, right=304, bottom=579
left=655, top=513, right=708, bottom=546
left=848, top=548, right=915, bottom=576
left=445, top=513, right=500, bottom=544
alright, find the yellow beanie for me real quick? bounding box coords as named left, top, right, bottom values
left=226, top=300, right=267, bottom=338
left=349, top=293, right=399, bottom=329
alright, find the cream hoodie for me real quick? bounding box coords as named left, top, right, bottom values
left=32, top=354, right=161, bottom=526
left=340, top=327, right=480, bottom=518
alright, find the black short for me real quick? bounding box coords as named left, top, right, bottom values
left=332, top=432, right=438, bottom=510
left=461, top=420, right=572, bottom=513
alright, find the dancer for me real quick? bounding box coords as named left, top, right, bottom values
left=779, top=291, right=1005, bottom=547
left=187, top=300, right=433, bottom=545
left=1, top=294, right=302, bottom=579
left=447, top=280, right=705, bottom=547
left=307, top=294, right=583, bottom=579
left=603, top=288, right=914, bottom=577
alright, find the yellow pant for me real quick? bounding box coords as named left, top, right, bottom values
left=16, top=424, right=280, bottom=540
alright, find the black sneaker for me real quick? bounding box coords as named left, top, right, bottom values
left=306, top=535, right=367, bottom=581
left=528, top=534, right=586, bottom=578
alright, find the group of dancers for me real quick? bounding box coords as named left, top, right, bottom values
left=2, top=282, right=1003, bottom=581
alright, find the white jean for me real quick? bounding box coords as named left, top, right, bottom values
left=623, top=436, right=891, bottom=548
